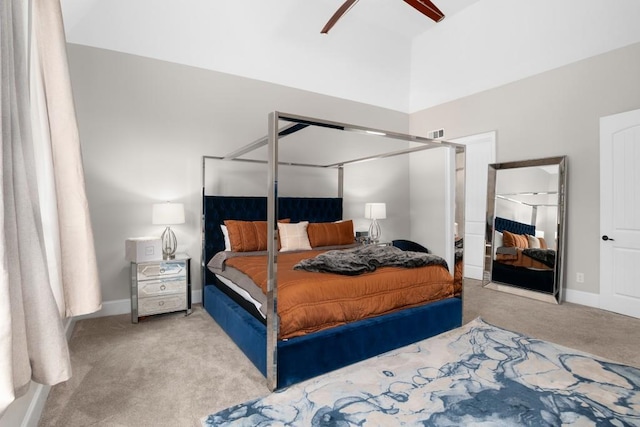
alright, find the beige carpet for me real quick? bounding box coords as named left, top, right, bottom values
left=39, top=280, right=640, bottom=427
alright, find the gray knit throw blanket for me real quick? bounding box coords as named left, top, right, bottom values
left=294, top=245, right=448, bottom=276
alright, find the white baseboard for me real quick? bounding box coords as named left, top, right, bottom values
left=20, top=384, right=50, bottom=427
left=64, top=316, right=76, bottom=341
left=464, top=266, right=484, bottom=281
left=192, top=288, right=203, bottom=305
left=0, top=382, right=51, bottom=427
left=75, top=289, right=203, bottom=320
left=0, top=317, right=76, bottom=427
left=74, top=298, right=131, bottom=320
left=563, top=288, right=600, bottom=308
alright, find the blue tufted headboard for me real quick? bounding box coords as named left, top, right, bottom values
left=494, top=217, right=535, bottom=236
left=202, top=195, right=343, bottom=284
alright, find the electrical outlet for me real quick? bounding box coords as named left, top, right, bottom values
left=576, top=272, right=584, bottom=283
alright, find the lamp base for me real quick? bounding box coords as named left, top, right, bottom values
left=161, top=226, right=178, bottom=259
left=369, top=219, right=381, bottom=244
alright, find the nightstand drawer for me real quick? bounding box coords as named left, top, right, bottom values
left=138, top=278, right=185, bottom=298
left=138, top=294, right=187, bottom=316
left=137, top=261, right=186, bottom=281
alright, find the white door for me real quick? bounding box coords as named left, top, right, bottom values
left=600, top=109, right=640, bottom=318
left=453, top=132, right=496, bottom=280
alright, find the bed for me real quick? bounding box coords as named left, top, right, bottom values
left=201, top=112, right=465, bottom=390
left=491, top=217, right=556, bottom=295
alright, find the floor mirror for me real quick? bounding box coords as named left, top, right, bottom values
left=483, top=156, right=567, bottom=303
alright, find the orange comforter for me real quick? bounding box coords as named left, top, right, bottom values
left=224, top=250, right=456, bottom=339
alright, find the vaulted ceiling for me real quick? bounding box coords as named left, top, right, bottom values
left=61, top=0, right=640, bottom=113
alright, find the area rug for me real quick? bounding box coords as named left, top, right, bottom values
left=202, top=318, right=640, bottom=426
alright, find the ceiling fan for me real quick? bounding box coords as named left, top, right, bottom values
left=321, top=0, right=445, bottom=34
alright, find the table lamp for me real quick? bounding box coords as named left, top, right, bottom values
left=364, top=202, right=386, bottom=243
left=152, top=202, right=185, bottom=259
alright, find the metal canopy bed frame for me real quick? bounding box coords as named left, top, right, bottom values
left=202, top=112, right=466, bottom=390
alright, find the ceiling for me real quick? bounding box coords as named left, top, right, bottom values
left=314, top=0, right=481, bottom=39
left=61, top=0, right=480, bottom=42
left=60, top=0, right=481, bottom=113
left=61, top=0, right=640, bottom=113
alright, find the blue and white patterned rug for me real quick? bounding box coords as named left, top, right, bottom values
left=203, top=318, right=640, bottom=426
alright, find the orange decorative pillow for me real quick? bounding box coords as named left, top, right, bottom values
left=538, top=237, right=548, bottom=249
left=502, top=230, right=529, bottom=249
left=224, top=219, right=290, bottom=252
left=307, top=220, right=355, bottom=248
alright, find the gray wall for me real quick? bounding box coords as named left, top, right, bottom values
left=410, top=42, right=640, bottom=295
left=68, top=40, right=640, bottom=304
left=67, top=44, right=411, bottom=304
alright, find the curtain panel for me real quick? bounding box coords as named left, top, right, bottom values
left=1, top=0, right=102, bottom=416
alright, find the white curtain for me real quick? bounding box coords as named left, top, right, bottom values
left=0, top=0, right=102, bottom=416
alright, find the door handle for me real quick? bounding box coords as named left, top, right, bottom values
left=602, top=235, right=615, bottom=241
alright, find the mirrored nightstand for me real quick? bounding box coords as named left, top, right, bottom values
left=130, top=254, right=191, bottom=323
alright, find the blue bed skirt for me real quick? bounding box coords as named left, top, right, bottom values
left=204, top=283, right=463, bottom=388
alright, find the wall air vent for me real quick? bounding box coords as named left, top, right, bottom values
left=427, top=128, right=445, bottom=139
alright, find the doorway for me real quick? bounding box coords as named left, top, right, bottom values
left=453, top=132, right=496, bottom=280
left=600, top=109, right=640, bottom=318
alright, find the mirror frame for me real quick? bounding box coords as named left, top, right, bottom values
left=483, top=156, right=567, bottom=303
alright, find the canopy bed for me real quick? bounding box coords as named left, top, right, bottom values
left=483, top=157, right=567, bottom=303
left=202, top=112, right=465, bottom=390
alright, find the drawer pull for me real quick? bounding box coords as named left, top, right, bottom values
left=159, top=301, right=165, bottom=306
left=160, top=285, right=166, bottom=291
left=160, top=268, right=165, bottom=273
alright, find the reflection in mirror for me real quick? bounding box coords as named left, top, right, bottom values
left=483, top=157, right=567, bottom=304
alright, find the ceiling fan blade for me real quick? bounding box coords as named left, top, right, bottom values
left=404, top=0, right=445, bottom=23
left=321, top=0, right=359, bottom=34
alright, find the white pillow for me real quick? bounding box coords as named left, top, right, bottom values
left=278, top=221, right=312, bottom=252
left=221, top=225, right=232, bottom=251
left=527, top=234, right=541, bottom=249
left=494, top=231, right=503, bottom=248
left=493, top=231, right=503, bottom=259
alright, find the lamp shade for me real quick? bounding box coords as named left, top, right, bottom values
left=364, top=203, right=386, bottom=220
left=152, top=202, right=185, bottom=225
